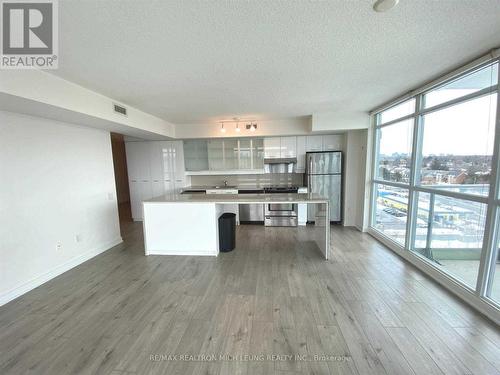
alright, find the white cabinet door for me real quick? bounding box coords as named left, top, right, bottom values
left=149, top=141, right=164, bottom=181
left=264, top=137, right=281, bottom=158
left=160, top=141, right=173, bottom=177
left=224, top=139, right=239, bottom=170
left=280, top=136, right=297, bottom=158
left=238, top=139, right=252, bottom=169
left=172, top=141, right=185, bottom=179
left=296, top=136, right=307, bottom=172
left=183, top=140, right=208, bottom=171
left=164, top=179, right=174, bottom=194
left=125, top=142, right=150, bottom=180
left=252, top=138, right=264, bottom=169
left=323, top=134, right=343, bottom=151
left=306, top=136, right=323, bottom=152
left=173, top=180, right=186, bottom=194
left=298, top=203, right=307, bottom=225
left=129, top=181, right=141, bottom=220
left=130, top=181, right=152, bottom=220
left=207, top=139, right=224, bottom=170
left=151, top=181, right=164, bottom=198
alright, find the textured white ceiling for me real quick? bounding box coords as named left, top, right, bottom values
left=52, top=0, right=500, bottom=124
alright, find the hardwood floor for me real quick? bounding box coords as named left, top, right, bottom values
left=1, top=223, right=499, bottom=375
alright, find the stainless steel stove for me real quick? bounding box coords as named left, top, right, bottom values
left=263, top=186, right=298, bottom=226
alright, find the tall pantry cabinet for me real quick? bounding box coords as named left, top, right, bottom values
left=126, top=141, right=187, bottom=221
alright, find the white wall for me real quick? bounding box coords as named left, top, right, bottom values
left=343, top=129, right=368, bottom=229
left=0, top=111, right=122, bottom=305
left=0, top=69, right=175, bottom=138
left=312, top=111, right=369, bottom=132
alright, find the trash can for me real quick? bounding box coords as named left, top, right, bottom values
left=219, top=213, right=236, bottom=252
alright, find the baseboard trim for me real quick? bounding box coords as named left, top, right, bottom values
left=0, top=237, right=123, bottom=306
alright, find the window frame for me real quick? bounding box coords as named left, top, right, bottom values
left=369, top=56, right=500, bottom=315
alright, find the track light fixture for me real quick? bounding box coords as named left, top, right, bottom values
left=218, top=118, right=257, bottom=133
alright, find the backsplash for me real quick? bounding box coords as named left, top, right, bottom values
left=190, top=173, right=304, bottom=187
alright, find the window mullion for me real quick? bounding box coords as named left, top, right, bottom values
left=476, top=63, right=500, bottom=296
left=406, top=95, right=423, bottom=250
left=369, top=117, right=380, bottom=227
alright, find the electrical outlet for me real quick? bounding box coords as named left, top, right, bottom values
left=56, top=242, right=62, bottom=251
left=75, top=234, right=82, bottom=243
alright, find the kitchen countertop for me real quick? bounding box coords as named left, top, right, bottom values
left=182, top=185, right=296, bottom=191
left=144, top=192, right=328, bottom=204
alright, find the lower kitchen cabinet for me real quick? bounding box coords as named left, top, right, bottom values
left=130, top=180, right=152, bottom=220
left=298, top=203, right=307, bottom=225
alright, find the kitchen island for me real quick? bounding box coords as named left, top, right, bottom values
left=142, top=192, right=330, bottom=259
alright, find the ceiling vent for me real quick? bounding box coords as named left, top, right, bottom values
left=113, top=103, right=127, bottom=116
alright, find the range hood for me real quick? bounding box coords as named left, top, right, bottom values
left=264, top=157, right=297, bottom=164
left=264, top=157, right=297, bottom=173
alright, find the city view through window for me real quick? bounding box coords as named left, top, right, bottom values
left=372, top=62, right=500, bottom=305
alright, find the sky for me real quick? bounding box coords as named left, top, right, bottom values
left=379, top=92, right=497, bottom=157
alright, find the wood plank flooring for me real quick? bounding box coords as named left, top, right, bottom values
left=1, top=222, right=499, bottom=375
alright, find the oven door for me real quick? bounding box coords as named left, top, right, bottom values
left=265, top=203, right=298, bottom=217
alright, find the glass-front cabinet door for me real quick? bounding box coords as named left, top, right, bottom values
left=238, top=139, right=252, bottom=169
left=252, top=138, right=264, bottom=169
left=223, top=139, right=239, bottom=170
left=207, top=139, right=224, bottom=170
left=183, top=140, right=208, bottom=171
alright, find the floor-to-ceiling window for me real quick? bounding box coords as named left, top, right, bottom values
left=370, top=57, right=500, bottom=315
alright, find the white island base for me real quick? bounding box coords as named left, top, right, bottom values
left=143, top=193, right=330, bottom=259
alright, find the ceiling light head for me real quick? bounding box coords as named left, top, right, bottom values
left=373, top=0, right=399, bottom=12
left=220, top=122, right=226, bottom=133
left=250, top=123, right=257, bottom=132
left=235, top=120, right=240, bottom=132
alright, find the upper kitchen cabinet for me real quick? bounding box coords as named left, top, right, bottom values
left=171, top=141, right=186, bottom=180
left=238, top=138, right=252, bottom=169
left=296, top=136, right=307, bottom=172
left=305, top=135, right=323, bottom=152
left=305, top=134, right=344, bottom=152
left=125, top=142, right=150, bottom=181
left=207, top=139, right=239, bottom=170
left=207, top=139, right=224, bottom=170
left=264, top=137, right=281, bottom=159
left=183, top=140, right=208, bottom=171
left=322, top=134, right=343, bottom=151
left=252, top=138, right=264, bottom=169
left=224, top=139, right=239, bottom=170
left=264, top=137, right=296, bottom=158
left=280, top=137, right=297, bottom=158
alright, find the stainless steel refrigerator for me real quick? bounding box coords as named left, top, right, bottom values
left=306, top=151, right=342, bottom=223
